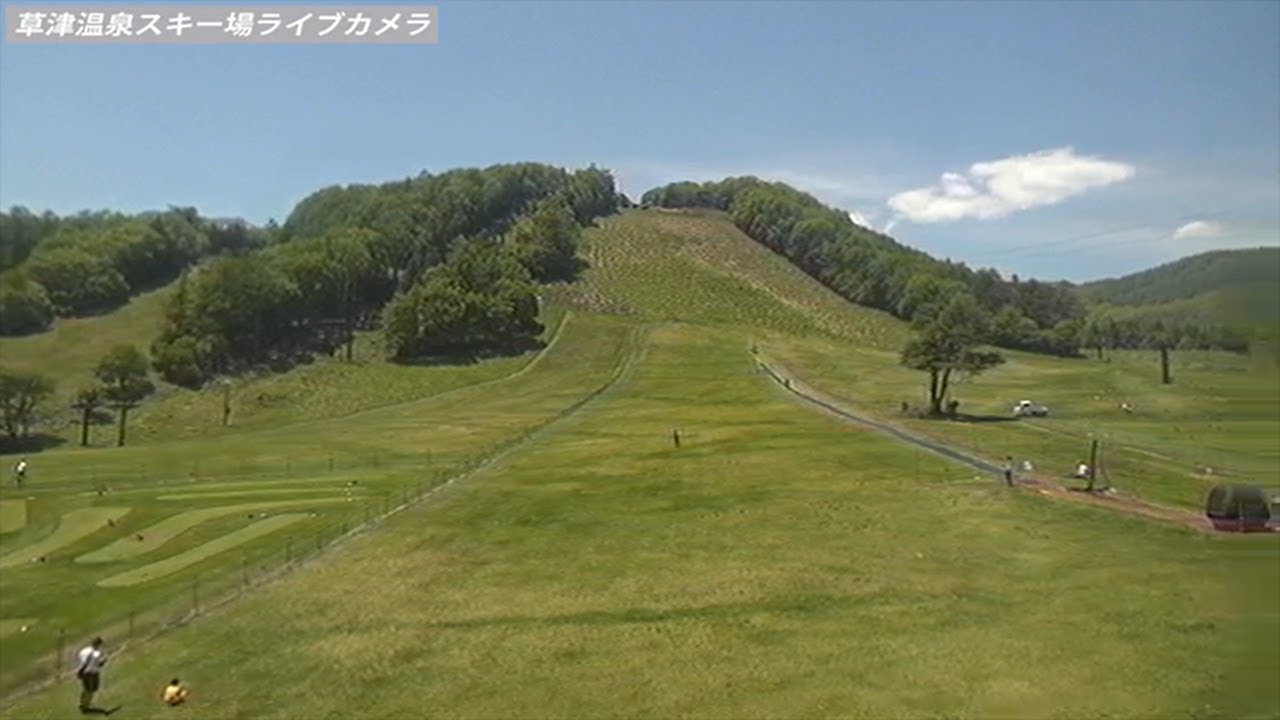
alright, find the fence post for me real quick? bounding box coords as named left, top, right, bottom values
left=55, top=629, right=66, bottom=680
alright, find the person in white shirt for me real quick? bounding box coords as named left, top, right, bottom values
left=75, top=637, right=107, bottom=712
left=14, top=458, right=27, bottom=487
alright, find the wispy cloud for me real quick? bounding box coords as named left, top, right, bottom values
left=1171, top=219, right=1224, bottom=240
left=886, top=147, right=1136, bottom=224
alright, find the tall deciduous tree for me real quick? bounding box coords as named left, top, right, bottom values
left=0, top=369, right=55, bottom=441
left=900, top=293, right=1005, bottom=416
left=71, top=386, right=105, bottom=447
left=95, top=344, right=155, bottom=446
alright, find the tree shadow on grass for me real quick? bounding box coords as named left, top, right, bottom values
left=908, top=412, right=1017, bottom=424
left=949, top=413, right=1019, bottom=424
left=0, top=433, right=67, bottom=455
left=391, top=336, right=548, bottom=368
left=427, top=594, right=853, bottom=631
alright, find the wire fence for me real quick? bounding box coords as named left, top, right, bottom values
left=0, top=366, right=627, bottom=707
left=0, top=466, right=457, bottom=705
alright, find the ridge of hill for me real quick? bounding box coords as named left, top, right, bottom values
left=1079, top=246, right=1280, bottom=331
left=544, top=208, right=909, bottom=349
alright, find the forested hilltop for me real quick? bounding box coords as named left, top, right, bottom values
left=0, top=207, right=268, bottom=335
left=3, top=167, right=1262, bottom=380
left=1, top=163, right=617, bottom=390
left=641, top=178, right=1253, bottom=356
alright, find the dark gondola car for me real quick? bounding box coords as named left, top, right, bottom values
left=1204, top=484, right=1276, bottom=532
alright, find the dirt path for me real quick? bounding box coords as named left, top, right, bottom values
left=755, top=356, right=1227, bottom=535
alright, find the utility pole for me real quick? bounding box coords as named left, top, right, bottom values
left=1087, top=438, right=1099, bottom=492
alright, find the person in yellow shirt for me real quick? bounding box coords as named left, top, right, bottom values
left=162, top=678, right=188, bottom=706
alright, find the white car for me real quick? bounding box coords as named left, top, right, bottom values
left=1013, top=400, right=1049, bottom=417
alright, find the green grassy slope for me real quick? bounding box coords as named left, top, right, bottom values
left=545, top=208, right=908, bottom=349
left=0, top=311, right=635, bottom=695
left=1, top=209, right=1276, bottom=720
left=4, top=322, right=1276, bottom=720
left=0, top=271, right=569, bottom=448
left=0, top=282, right=175, bottom=433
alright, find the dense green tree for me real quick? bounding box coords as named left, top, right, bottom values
left=0, top=272, right=55, bottom=335
left=1081, top=315, right=1115, bottom=359
left=896, top=275, right=968, bottom=324
left=506, top=196, right=582, bottom=282
left=24, top=247, right=130, bottom=315
left=94, top=344, right=156, bottom=447
left=382, top=241, right=540, bottom=359
left=0, top=369, right=55, bottom=441
left=566, top=166, right=619, bottom=224
left=900, top=293, right=1005, bottom=416
left=0, top=206, right=61, bottom=271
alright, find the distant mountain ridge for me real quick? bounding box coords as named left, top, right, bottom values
left=1079, top=247, right=1279, bottom=331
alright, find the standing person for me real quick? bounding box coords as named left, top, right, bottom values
left=1001, top=456, right=1015, bottom=487
left=75, top=637, right=107, bottom=713
left=14, top=458, right=27, bottom=487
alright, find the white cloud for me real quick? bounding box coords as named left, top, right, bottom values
left=1171, top=220, right=1224, bottom=240
left=886, top=147, right=1136, bottom=224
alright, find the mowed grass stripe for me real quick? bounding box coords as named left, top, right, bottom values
left=98, top=514, right=311, bottom=587
left=156, top=488, right=365, bottom=501
left=0, top=500, right=27, bottom=534
left=76, top=499, right=347, bottom=563
left=79, top=480, right=352, bottom=497
left=0, top=507, right=132, bottom=568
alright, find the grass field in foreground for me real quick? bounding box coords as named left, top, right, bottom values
left=0, top=311, right=634, bottom=697
left=3, top=322, right=1275, bottom=720
left=0, top=501, right=27, bottom=534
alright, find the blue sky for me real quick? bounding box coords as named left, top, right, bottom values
left=1, top=0, right=1277, bottom=282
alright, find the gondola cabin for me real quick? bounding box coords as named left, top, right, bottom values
left=1204, top=484, right=1276, bottom=532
